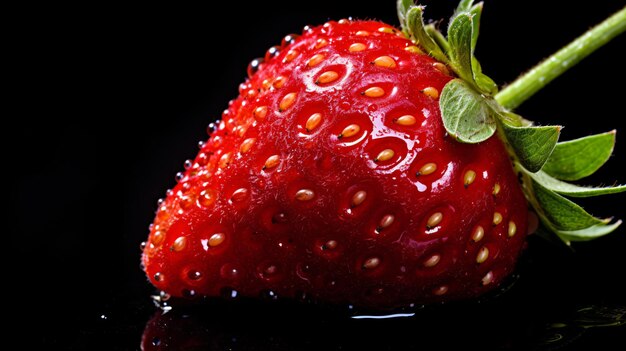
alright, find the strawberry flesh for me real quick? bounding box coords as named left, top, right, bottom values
left=142, top=20, right=528, bottom=310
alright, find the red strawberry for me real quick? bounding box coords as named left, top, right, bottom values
left=141, top=1, right=625, bottom=310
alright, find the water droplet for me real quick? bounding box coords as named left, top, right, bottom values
left=175, top=172, right=184, bottom=182
left=197, top=140, right=205, bottom=149
left=221, top=287, right=239, bottom=299
left=187, top=270, right=202, bottom=280
left=182, top=288, right=196, bottom=297
left=265, top=45, right=281, bottom=61
left=260, top=289, right=279, bottom=300
left=183, top=159, right=193, bottom=169
left=282, top=34, right=300, bottom=47
left=152, top=337, right=161, bottom=346
left=220, top=263, right=240, bottom=280
left=247, top=57, right=264, bottom=78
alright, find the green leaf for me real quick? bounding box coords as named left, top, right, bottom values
left=406, top=6, right=449, bottom=63
left=502, top=123, right=561, bottom=172
left=529, top=170, right=626, bottom=197
left=542, top=131, right=616, bottom=181
left=447, top=13, right=474, bottom=83
left=468, top=2, right=483, bottom=52
left=397, top=0, right=414, bottom=33
left=557, top=221, right=622, bottom=242
left=531, top=178, right=606, bottom=231
left=496, top=111, right=531, bottom=128
left=425, top=24, right=450, bottom=53
left=472, top=57, right=498, bottom=95
left=468, top=4, right=498, bottom=95
left=440, top=79, right=497, bottom=143
left=453, top=0, right=474, bottom=19
left=447, top=8, right=497, bottom=96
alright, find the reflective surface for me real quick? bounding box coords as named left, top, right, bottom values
left=38, top=237, right=626, bottom=350
left=15, top=0, right=626, bottom=349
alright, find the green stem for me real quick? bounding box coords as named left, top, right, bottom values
left=495, top=7, right=626, bottom=110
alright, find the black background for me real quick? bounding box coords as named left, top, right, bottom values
left=12, top=0, right=626, bottom=349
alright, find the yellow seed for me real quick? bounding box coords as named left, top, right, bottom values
left=279, top=92, right=297, bottom=111
left=307, top=53, right=325, bottom=67
left=265, top=265, right=277, bottom=275
left=284, top=49, right=298, bottom=63
left=305, top=113, right=322, bottom=132
left=218, top=152, right=232, bottom=169
left=379, top=214, right=395, bottom=229
left=422, top=87, right=439, bottom=99
left=418, top=163, right=437, bottom=176
left=378, top=26, right=395, bottom=34
left=424, top=254, right=441, bottom=268
left=339, top=124, right=360, bottom=138
left=433, top=285, right=448, bottom=296
left=172, top=236, right=186, bottom=252
left=363, top=86, right=385, bottom=98
left=254, top=106, right=268, bottom=121
left=295, top=189, right=315, bottom=201
left=199, top=189, right=216, bottom=207
left=263, top=155, right=280, bottom=170
left=482, top=271, right=494, bottom=285
left=152, top=230, right=165, bottom=245
left=464, top=170, right=477, bottom=187
left=261, top=79, right=272, bottom=90
left=405, top=45, right=423, bottom=54
left=476, top=246, right=489, bottom=264
left=394, top=114, right=416, bottom=126
left=273, top=76, right=287, bottom=89
left=362, top=257, right=380, bottom=269
left=508, top=221, right=517, bottom=237
left=493, top=183, right=501, bottom=196
left=375, top=149, right=395, bottom=162
left=315, top=38, right=328, bottom=49
left=356, top=30, right=370, bottom=36
left=351, top=190, right=367, bottom=207
left=372, top=55, right=397, bottom=68
left=433, top=62, right=450, bottom=75
left=323, top=240, right=338, bottom=250
left=349, top=42, right=366, bottom=52
left=208, top=233, right=225, bottom=247
left=316, top=71, right=339, bottom=84
left=472, top=225, right=485, bottom=242
left=493, top=212, right=503, bottom=225
left=427, top=212, right=443, bottom=228
left=240, top=138, right=256, bottom=153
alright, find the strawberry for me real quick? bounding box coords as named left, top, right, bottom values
left=141, top=1, right=625, bottom=310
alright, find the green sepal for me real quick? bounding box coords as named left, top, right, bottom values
left=530, top=177, right=607, bottom=231
left=397, top=0, right=415, bottom=34
left=556, top=221, right=622, bottom=243
left=405, top=6, right=449, bottom=63
left=447, top=13, right=475, bottom=84
left=452, top=0, right=474, bottom=20
left=440, top=79, right=496, bottom=143
left=529, top=170, right=626, bottom=198
left=425, top=24, right=450, bottom=53
left=542, top=131, right=616, bottom=181
left=501, top=123, right=561, bottom=172
left=472, top=57, right=498, bottom=95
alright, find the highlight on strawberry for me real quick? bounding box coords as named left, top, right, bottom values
left=141, top=0, right=626, bottom=310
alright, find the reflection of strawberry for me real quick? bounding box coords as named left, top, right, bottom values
left=141, top=1, right=625, bottom=310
